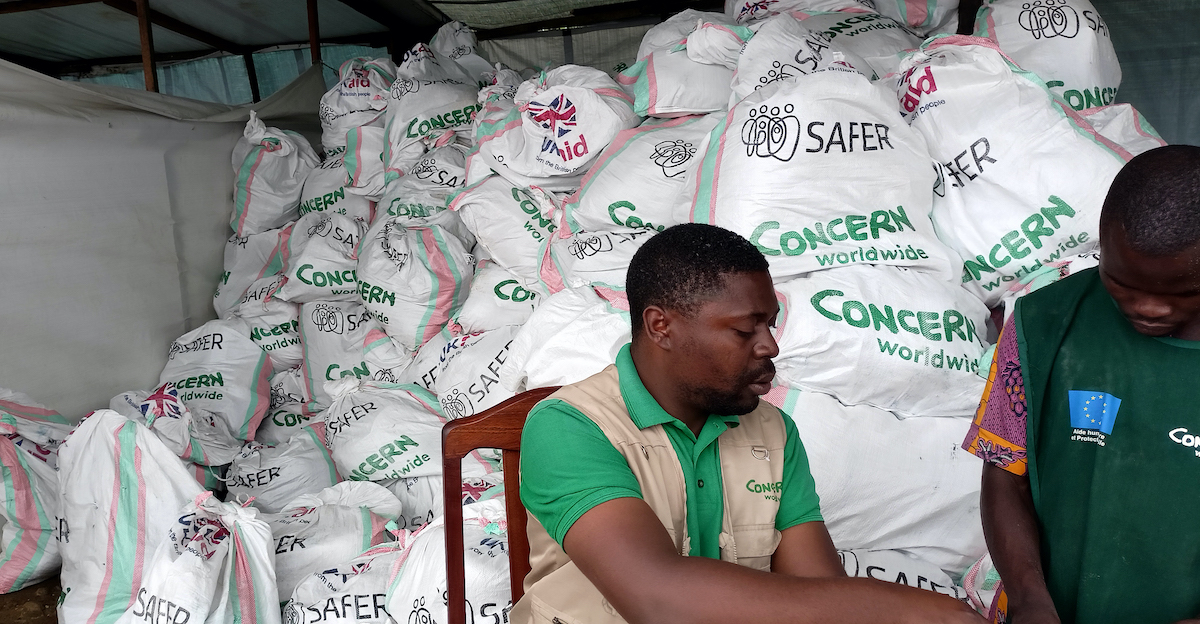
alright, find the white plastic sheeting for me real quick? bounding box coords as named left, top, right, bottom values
left=0, top=60, right=325, bottom=418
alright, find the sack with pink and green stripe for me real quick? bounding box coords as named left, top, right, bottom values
left=56, top=409, right=206, bottom=624
left=266, top=481, right=401, bottom=603
left=115, top=491, right=281, bottom=624
left=562, top=114, right=720, bottom=235
left=214, top=225, right=288, bottom=320
left=874, top=0, right=959, bottom=36
left=323, top=380, right=447, bottom=482
left=225, top=424, right=341, bottom=514
left=1081, top=103, right=1167, bottom=157
left=319, top=57, right=395, bottom=156
left=475, top=65, right=641, bottom=187
left=158, top=317, right=273, bottom=445
left=0, top=390, right=70, bottom=593
left=357, top=218, right=475, bottom=350
left=892, top=35, right=1131, bottom=306
left=231, top=110, right=320, bottom=237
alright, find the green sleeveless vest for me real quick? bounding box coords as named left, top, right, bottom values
left=1017, top=268, right=1200, bottom=623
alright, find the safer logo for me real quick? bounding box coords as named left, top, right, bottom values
left=1019, top=0, right=1080, bottom=40
left=650, top=139, right=697, bottom=177
left=741, top=103, right=801, bottom=162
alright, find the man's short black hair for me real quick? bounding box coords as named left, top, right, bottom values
left=1101, top=145, right=1200, bottom=256
left=626, top=223, right=770, bottom=337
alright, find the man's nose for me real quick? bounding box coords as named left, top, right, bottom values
left=1129, top=294, right=1174, bottom=320
left=758, top=331, right=780, bottom=359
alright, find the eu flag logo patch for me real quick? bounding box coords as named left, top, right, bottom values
left=1069, top=391, right=1122, bottom=435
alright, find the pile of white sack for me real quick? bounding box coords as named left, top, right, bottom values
left=0, top=2, right=1168, bottom=620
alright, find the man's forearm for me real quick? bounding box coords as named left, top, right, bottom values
left=612, top=553, right=981, bottom=624
left=981, top=464, right=1059, bottom=622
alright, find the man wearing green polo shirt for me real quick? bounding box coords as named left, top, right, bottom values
left=513, top=224, right=982, bottom=624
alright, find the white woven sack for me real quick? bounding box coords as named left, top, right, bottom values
left=501, top=286, right=631, bottom=392
left=376, top=142, right=468, bottom=223
left=395, top=328, right=454, bottom=392
left=270, top=366, right=312, bottom=409
left=231, top=111, right=320, bottom=236
left=267, top=482, right=400, bottom=601
left=1081, top=103, right=1167, bottom=157
left=435, top=325, right=521, bottom=420
left=564, top=115, right=719, bottom=235
left=385, top=498, right=512, bottom=624
left=256, top=403, right=316, bottom=446
left=477, top=65, right=641, bottom=182
left=344, top=125, right=388, bottom=200
left=839, top=548, right=969, bottom=599
left=892, top=36, right=1129, bottom=305
left=113, top=383, right=245, bottom=467
left=0, top=389, right=71, bottom=452
left=159, top=317, right=273, bottom=443
left=725, top=0, right=870, bottom=24
left=298, top=154, right=374, bottom=222
left=619, top=48, right=734, bottom=118
left=320, top=57, right=396, bottom=155
left=637, top=9, right=735, bottom=60
left=214, top=226, right=286, bottom=319
left=976, top=0, right=1120, bottom=110
left=356, top=218, right=476, bottom=350
left=773, top=265, right=988, bottom=417
left=284, top=540, right=401, bottom=624
left=298, top=301, right=379, bottom=410
left=276, top=212, right=367, bottom=303
left=379, top=472, right=503, bottom=532
left=57, top=410, right=206, bottom=624
left=766, top=386, right=984, bottom=573
left=116, top=492, right=280, bottom=624
left=730, top=13, right=876, bottom=104
left=0, top=397, right=67, bottom=593
left=539, top=228, right=655, bottom=292
left=323, top=380, right=446, bottom=482
left=874, top=0, right=959, bottom=36
left=361, top=328, right=416, bottom=385
left=236, top=275, right=302, bottom=373
left=385, top=44, right=480, bottom=181
left=996, top=251, right=1099, bottom=322
left=225, top=425, right=339, bottom=514
left=430, top=20, right=494, bottom=83
left=450, top=176, right=562, bottom=286
left=795, top=10, right=922, bottom=76
left=455, top=260, right=547, bottom=333
left=690, top=70, right=957, bottom=281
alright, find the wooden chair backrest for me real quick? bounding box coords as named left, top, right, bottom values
left=442, top=386, right=558, bottom=624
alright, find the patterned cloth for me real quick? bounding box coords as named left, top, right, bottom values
left=963, top=315, right=1029, bottom=475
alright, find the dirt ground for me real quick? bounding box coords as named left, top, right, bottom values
left=0, top=577, right=58, bottom=624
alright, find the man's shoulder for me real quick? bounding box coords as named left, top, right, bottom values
left=1018, top=266, right=1101, bottom=319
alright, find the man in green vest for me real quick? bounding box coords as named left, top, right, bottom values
left=515, top=223, right=983, bottom=624
left=964, top=145, right=1200, bottom=624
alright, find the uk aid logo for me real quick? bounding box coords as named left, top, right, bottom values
left=1068, top=390, right=1121, bottom=447
left=527, top=94, right=590, bottom=163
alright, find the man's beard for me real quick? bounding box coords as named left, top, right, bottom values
left=685, top=361, right=775, bottom=416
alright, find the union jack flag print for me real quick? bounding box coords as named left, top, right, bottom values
left=527, top=94, right=578, bottom=138
left=141, top=383, right=184, bottom=420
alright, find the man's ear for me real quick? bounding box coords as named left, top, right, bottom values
left=642, top=305, right=674, bottom=350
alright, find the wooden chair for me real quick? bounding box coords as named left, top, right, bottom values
left=443, top=386, right=559, bottom=624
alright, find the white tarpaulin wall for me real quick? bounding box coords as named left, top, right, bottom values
left=0, top=60, right=324, bottom=419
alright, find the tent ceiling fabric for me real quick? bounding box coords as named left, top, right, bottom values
left=0, top=0, right=401, bottom=64
left=433, top=0, right=632, bottom=29
left=0, top=0, right=690, bottom=71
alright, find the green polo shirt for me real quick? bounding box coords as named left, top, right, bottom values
left=520, top=344, right=823, bottom=559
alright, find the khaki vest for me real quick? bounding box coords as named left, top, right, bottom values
left=511, top=365, right=789, bottom=624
